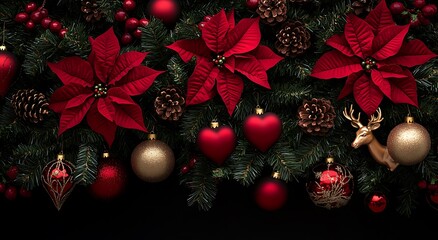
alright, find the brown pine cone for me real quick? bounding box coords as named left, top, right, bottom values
left=11, top=89, right=49, bottom=123
left=81, top=0, right=103, bottom=22
left=256, top=0, right=287, bottom=25
left=154, top=86, right=186, bottom=121
left=275, top=20, right=311, bottom=57
left=351, top=0, right=375, bottom=15
left=297, top=98, right=336, bottom=136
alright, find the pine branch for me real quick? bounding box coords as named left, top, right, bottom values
left=267, top=142, right=303, bottom=182
left=22, top=30, right=59, bottom=77
left=140, top=18, right=172, bottom=67
left=73, top=143, right=98, bottom=185
left=230, top=140, right=265, bottom=186
left=185, top=159, right=218, bottom=211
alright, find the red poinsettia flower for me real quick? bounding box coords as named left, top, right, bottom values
left=310, top=0, right=437, bottom=116
left=166, top=9, right=283, bottom=115
left=48, top=27, right=164, bottom=146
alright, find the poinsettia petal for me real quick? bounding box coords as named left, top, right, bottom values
left=166, top=38, right=210, bottom=62
left=235, top=55, right=270, bottom=89
left=186, top=58, right=218, bottom=106
left=86, top=103, right=118, bottom=147
left=227, top=9, right=235, bottom=29
left=65, top=93, right=94, bottom=109
left=371, top=25, right=409, bottom=60
left=381, top=39, right=438, bottom=67
left=365, top=0, right=395, bottom=34
left=224, top=17, right=261, bottom=57
left=376, top=65, right=407, bottom=78
left=224, top=55, right=235, bottom=73
left=310, top=50, right=363, bottom=79
left=338, top=71, right=363, bottom=100
left=116, top=66, right=165, bottom=96
left=108, top=88, right=147, bottom=132
left=388, top=69, right=418, bottom=107
left=97, top=97, right=116, bottom=122
left=49, top=84, right=90, bottom=112
left=90, top=27, right=120, bottom=83
left=326, top=34, right=355, bottom=57
left=58, top=97, right=94, bottom=136
left=345, top=13, right=374, bottom=58
left=216, top=70, right=244, bottom=116
left=48, top=57, right=94, bottom=86
left=202, top=9, right=229, bottom=53
left=108, top=51, right=147, bottom=85
left=248, top=45, right=284, bottom=70
left=353, top=73, right=384, bottom=116
left=371, top=69, right=391, bottom=98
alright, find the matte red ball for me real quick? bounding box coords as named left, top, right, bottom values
left=125, top=17, right=139, bottom=31
left=89, top=159, right=127, bottom=200
left=246, top=0, right=260, bottom=10
left=148, top=0, right=180, bottom=24
left=114, top=9, right=127, bottom=22
left=4, top=185, right=17, bottom=200
left=255, top=177, right=288, bottom=211
left=15, top=12, right=29, bottom=23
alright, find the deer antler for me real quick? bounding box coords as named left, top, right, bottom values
left=343, top=105, right=363, bottom=128
left=367, top=107, right=384, bottom=130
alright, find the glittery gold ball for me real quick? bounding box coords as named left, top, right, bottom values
left=130, top=139, right=175, bottom=182
left=387, top=119, right=431, bottom=166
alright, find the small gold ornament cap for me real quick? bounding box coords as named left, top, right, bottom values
left=102, top=151, right=110, bottom=158
left=255, top=106, right=264, bottom=115
left=405, top=116, right=415, bottom=123
left=325, top=156, right=334, bottom=164
left=272, top=171, right=281, bottom=179
left=147, top=133, right=157, bottom=140
left=0, top=45, right=6, bottom=51
left=57, top=153, right=65, bottom=161
left=210, top=120, right=219, bottom=128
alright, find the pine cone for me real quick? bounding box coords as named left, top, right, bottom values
left=154, top=86, right=186, bottom=121
left=275, top=20, right=311, bottom=57
left=11, top=89, right=49, bottom=123
left=297, top=98, right=336, bottom=136
left=351, top=0, right=375, bottom=15
left=256, top=0, right=287, bottom=25
left=81, top=0, right=103, bottom=22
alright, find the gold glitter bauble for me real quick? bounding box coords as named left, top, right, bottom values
left=387, top=117, right=431, bottom=166
left=131, top=134, right=175, bottom=182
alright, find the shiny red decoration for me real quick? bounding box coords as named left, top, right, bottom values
left=197, top=122, right=236, bottom=165
left=306, top=157, right=354, bottom=209
left=89, top=153, right=127, bottom=200
left=243, top=110, right=282, bottom=152
left=255, top=176, right=288, bottom=211
left=148, top=0, right=180, bottom=24
left=0, top=49, right=18, bottom=97
left=246, top=0, right=260, bottom=10
left=367, top=192, right=387, bottom=213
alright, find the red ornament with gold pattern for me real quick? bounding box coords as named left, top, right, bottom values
left=306, top=156, right=354, bottom=210
left=41, top=152, right=76, bottom=210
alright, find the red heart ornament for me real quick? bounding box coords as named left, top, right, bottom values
left=197, top=125, right=236, bottom=165
left=243, top=112, right=282, bottom=152
left=0, top=49, right=18, bottom=97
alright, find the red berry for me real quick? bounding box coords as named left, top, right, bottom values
left=422, top=4, right=437, bottom=17
left=430, top=192, right=438, bottom=204
left=180, top=165, right=190, bottom=174
left=132, top=28, right=142, bottom=38
left=188, top=157, right=197, bottom=168
left=246, top=0, right=260, bottom=10
left=123, top=0, right=136, bottom=11
left=125, top=17, right=139, bottom=31
left=25, top=20, right=36, bottom=30
left=418, top=13, right=431, bottom=25
left=40, top=17, right=52, bottom=29
left=58, top=28, right=68, bottom=39
left=6, top=165, right=18, bottom=180
left=25, top=2, right=38, bottom=13
left=418, top=179, right=427, bottom=189
left=139, top=18, right=150, bottom=27
left=410, top=15, right=421, bottom=27
left=390, top=2, right=405, bottom=15
left=30, top=10, right=43, bottom=23
left=14, top=12, right=29, bottom=23
left=203, top=15, right=212, bottom=22
left=19, top=187, right=32, bottom=198
left=4, top=186, right=17, bottom=200
left=114, top=9, right=127, bottom=22
left=39, top=7, right=49, bottom=18
left=197, top=21, right=206, bottom=31
left=413, top=0, right=426, bottom=9
left=49, top=20, right=62, bottom=33
left=120, top=32, right=133, bottom=45
left=0, top=183, right=6, bottom=193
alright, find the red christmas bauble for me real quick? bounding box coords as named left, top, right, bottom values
left=197, top=121, right=236, bottom=165
left=0, top=49, right=18, bottom=97
left=367, top=192, right=387, bottom=213
left=148, top=0, right=180, bottom=24
left=89, top=152, right=127, bottom=200
left=243, top=108, right=282, bottom=152
left=306, top=157, right=354, bottom=209
left=255, top=174, right=288, bottom=211
left=246, top=0, right=260, bottom=10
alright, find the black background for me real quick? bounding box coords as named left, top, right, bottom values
left=1, top=166, right=438, bottom=240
